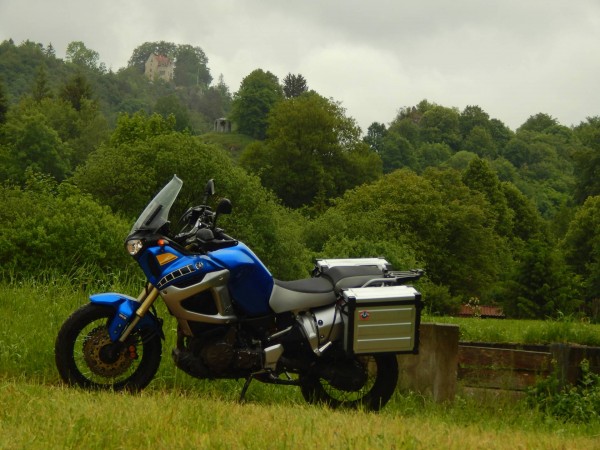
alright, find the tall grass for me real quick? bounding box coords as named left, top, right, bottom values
left=1, top=278, right=600, bottom=448
left=429, top=315, right=600, bottom=346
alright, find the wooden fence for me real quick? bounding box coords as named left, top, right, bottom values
left=397, top=324, right=600, bottom=401
left=458, top=342, right=600, bottom=391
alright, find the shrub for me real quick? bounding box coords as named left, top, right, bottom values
left=0, top=171, right=132, bottom=281
left=528, top=359, right=600, bottom=423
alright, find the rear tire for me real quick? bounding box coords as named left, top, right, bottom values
left=55, top=304, right=161, bottom=391
left=300, top=353, right=398, bottom=411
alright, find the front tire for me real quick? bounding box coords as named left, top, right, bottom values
left=300, top=353, right=398, bottom=411
left=55, top=304, right=161, bottom=391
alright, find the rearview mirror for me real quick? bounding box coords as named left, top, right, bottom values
left=216, top=198, right=232, bottom=215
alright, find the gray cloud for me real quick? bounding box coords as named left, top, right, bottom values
left=1, top=0, right=599, bottom=131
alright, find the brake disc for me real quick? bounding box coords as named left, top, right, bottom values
left=82, top=326, right=133, bottom=377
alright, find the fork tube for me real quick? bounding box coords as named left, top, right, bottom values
left=118, top=286, right=160, bottom=343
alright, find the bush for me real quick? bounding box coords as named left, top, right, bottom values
left=0, top=171, right=132, bottom=281
left=528, top=359, right=600, bottom=423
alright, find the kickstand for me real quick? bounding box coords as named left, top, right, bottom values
left=239, top=374, right=254, bottom=403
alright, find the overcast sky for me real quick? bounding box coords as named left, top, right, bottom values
left=1, top=0, right=599, bottom=132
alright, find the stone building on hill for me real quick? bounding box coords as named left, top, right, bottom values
left=145, top=54, right=174, bottom=82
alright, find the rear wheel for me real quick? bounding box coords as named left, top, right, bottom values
left=55, top=304, right=162, bottom=391
left=300, top=353, right=398, bottom=411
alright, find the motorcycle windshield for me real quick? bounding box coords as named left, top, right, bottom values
left=130, top=175, right=183, bottom=234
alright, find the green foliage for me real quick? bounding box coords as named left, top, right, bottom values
left=60, top=72, right=94, bottom=111
left=230, top=69, right=283, bottom=139
left=0, top=104, right=71, bottom=181
left=65, top=41, right=105, bottom=73
left=363, top=121, right=387, bottom=152
left=0, top=95, right=109, bottom=182
left=0, top=76, right=7, bottom=123
left=572, top=116, right=600, bottom=203
left=282, top=73, right=308, bottom=98
left=518, top=113, right=559, bottom=133
left=240, top=92, right=381, bottom=208
left=500, top=128, right=576, bottom=218
left=0, top=171, right=131, bottom=280
left=307, top=169, right=508, bottom=301
left=528, top=359, right=600, bottom=423
left=31, top=64, right=52, bottom=103
left=173, top=44, right=212, bottom=87
left=379, top=130, right=418, bottom=172
left=502, top=239, right=580, bottom=319
left=562, top=195, right=600, bottom=319
left=154, top=94, right=192, bottom=132
left=74, top=112, right=310, bottom=279
left=419, top=282, right=462, bottom=316
left=462, top=157, right=513, bottom=236
left=419, top=105, right=462, bottom=149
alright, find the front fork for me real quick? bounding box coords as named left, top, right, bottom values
left=90, top=283, right=163, bottom=342
left=117, top=285, right=161, bottom=343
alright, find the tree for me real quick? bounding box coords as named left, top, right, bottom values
left=31, top=64, right=51, bottom=102
left=1, top=107, right=70, bottom=181
left=462, top=157, right=513, bottom=236
left=60, top=72, right=93, bottom=111
left=0, top=172, right=131, bottom=279
left=419, top=105, right=462, bottom=150
left=503, top=239, right=577, bottom=319
left=417, top=142, right=452, bottom=170
left=44, top=42, right=56, bottom=58
left=562, top=195, right=600, bottom=318
left=0, top=77, right=7, bottom=124
left=462, top=125, right=497, bottom=159
left=282, top=73, right=308, bottom=98
left=240, top=92, right=381, bottom=208
left=459, top=105, right=490, bottom=138
left=518, top=113, right=558, bottom=133
left=488, top=118, right=514, bottom=152
left=364, top=122, right=387, bottom=152
left=173, top=44, right=211, bottom=87
left=230, top=69, right=283, bottom=139
left=379, top=131, right=418, bottom=172
left=154, top=94, right=192, bottom=132
left=65, top=41, right=105, bottom=73
left=572, top=117, right=600, bottom=204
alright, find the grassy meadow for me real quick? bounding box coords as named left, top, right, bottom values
left=1, top=278, right=600, bottom=449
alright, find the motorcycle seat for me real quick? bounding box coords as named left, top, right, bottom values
left=269, top=277, right=336, bottom=313
left=268, top=266, right=385, bottom=314
left=319, top=265, right=385, bottom=291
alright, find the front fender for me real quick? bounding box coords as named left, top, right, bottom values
left=90, top=292, right=162, bottom=342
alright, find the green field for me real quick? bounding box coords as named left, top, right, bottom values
left=1, top=280, right=599, bottom=449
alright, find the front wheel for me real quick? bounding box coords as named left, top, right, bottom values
left=55, top=304, right=162, bottom=391
left=300, top=353, right=398, bottom=411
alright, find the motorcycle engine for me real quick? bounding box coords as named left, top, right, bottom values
left=195, top=328, right=263, bottom=374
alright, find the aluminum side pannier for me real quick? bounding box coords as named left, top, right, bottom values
left=342, top=285, right=423, bottom=355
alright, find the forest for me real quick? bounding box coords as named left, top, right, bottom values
left=1, top=38, right=599, bottom=321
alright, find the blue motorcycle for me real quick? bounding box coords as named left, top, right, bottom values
left=55, top=176, right=423, bottom=410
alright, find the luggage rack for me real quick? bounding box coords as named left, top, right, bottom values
left=361, top=269, right=424, bottom=288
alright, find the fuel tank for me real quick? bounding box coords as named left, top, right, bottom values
left=208, top=243, right=274, bottom=316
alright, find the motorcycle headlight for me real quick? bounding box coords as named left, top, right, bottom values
left=126, top=239, right=144, bottom=256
